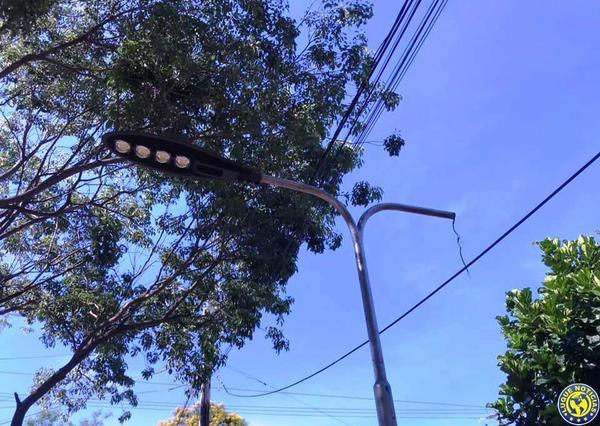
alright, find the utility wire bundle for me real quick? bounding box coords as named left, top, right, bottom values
left=313, top=0, right=448, bottom=185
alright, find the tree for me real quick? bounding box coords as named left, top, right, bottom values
left=0, top=1, right=401, bottom=424
left=489, top=235, right=600, bottom=425
left=158, top=402, right=246, bottom=426
left=24, top=409, right=109, bottom=426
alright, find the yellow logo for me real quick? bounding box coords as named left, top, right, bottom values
left=558, top=383, right=599, bottom=425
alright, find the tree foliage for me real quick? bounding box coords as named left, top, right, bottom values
left=383, top=132, right=405, bottom=157
left=158, top=402, right=246, bottom=426
left=0, top=0, right=402, bottom=424
left=489, top=235, right=600, bottom=425
left=24, top=409, right=109, bottom=426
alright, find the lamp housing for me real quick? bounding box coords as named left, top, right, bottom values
left=102, top=131, right=262, bottom=184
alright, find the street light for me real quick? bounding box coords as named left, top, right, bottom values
left=103, top=132, right=262, bottom=184
left=101, top=131, right=455, bottom=426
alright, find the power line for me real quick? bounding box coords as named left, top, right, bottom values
left=322, top=0, right=447, bottom=182
left=0, top=404, right=486, bottom=420
left=219, top=149, right=600, bottom=397
left=356, top=0, right=447, bottom=147
left=309, top=0, right=414, bottom=183
left=0, top=395, right=489, bottom=414
left=355, top=0, right=447, bottom=149
left=0, top=410, right=41, bottom=426
left=0, top=389, right=489, bottom=410
left=231, top=415, right=481, bottom=419
left=225, top=406, right=487, bottom=413
left=0, top=389, right=487, bottom=410
left=31, top=402, right=488, bottom=415
left=0, top=354, right=70, bottom=361
left=0, top=389, right=492, bottom=423
left=318, top=0, right=424, bottom=177
left=219, top=387, right=486, bottom=409
left=0, top=398, right=487, bottom=413
left=222, top=365, right=352, bottom=426
left=0, top=370, right=32, bottom=376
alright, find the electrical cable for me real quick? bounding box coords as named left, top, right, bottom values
left=356, top=0, right=447, bottom=146
left=322, top=0, right=446, bottom=180
left=0, top=389, right=487, bottom=409
left=0, top=398, right=489, bottom=414
left=355, top=0, right=446, bottom=149
left=308, top=0, right=414, bottom=183
left=317, top=0, right=424, bottom=180
left=223, top=365, right=352, bottom=425
left=0, top=354, right=70, bottom=361
left=220, top=149, right=600, bottom=397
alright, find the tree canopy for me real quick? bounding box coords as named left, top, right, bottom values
left=24, top=409, right=109, bottom=426
left=489, top=235, right=600, bottom=425
left=0, top=0, right=401, bottom=424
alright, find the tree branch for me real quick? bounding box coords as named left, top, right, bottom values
left=0, top=157, right=123, bottom=208
left=0, top=6, right=142, bottom=81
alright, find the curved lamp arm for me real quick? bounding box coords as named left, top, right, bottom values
left=260, top=174, right=358, bottom=234
left=358, top=202, right=455, bottom=233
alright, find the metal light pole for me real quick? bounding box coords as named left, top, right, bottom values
left=101, top=132, right=455, bottom=426
left=260, top=178, right=455, bottom=426
left=200, top=380, right=211, bottom=426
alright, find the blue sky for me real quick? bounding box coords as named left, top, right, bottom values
left=1, top=1, right=600, bottom=425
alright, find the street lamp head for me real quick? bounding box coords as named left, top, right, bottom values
left=101, top=131, right=262, bottom=184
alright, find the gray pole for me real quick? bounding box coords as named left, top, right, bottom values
left=200, top=380, right=211, bottom=426
left=260, top=175, right=454, bottom=426
left=351, top=228, right=397, bottom=426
